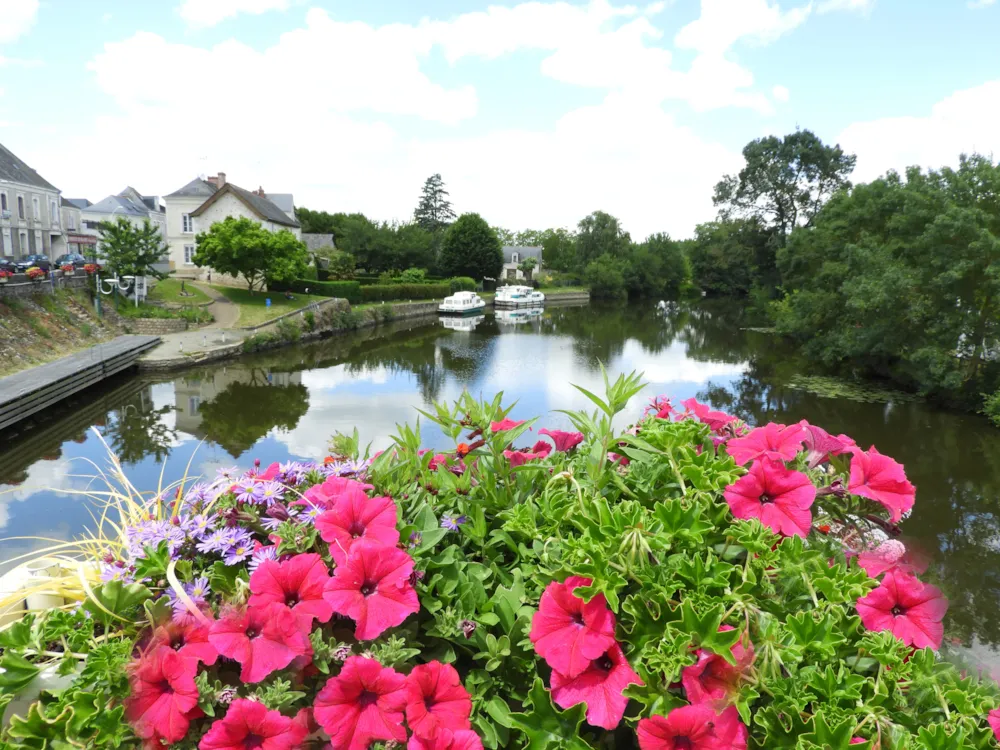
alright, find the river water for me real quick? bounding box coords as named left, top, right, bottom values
left=2, top=301, right=999, bottom=662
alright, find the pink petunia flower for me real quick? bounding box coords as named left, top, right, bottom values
left=300, top=476, right=374, bottom=510
left=409, top=727, right=485, bottom=750
left=490, top=418, right=525, bottom=432
left=323, top=539, right=420, bottom=640
left=856, top=539, right=928, bottom=579
left=147, top=619, right=218, bottom=668
left=680, top=398, right=737, bottom=433
left=681, top=626, right=754, bottom=706
left=529, top=576, right=617, bottom=678
left=315, top=493, right=400, bottom=565
left=124, top=646, right=200, bottom=747
left=550, top=643, right=643, bottom=730
left=504, top=447, right=549, bottom=467
left=856, top=569, right=948, bottom=650
left=801, top=422, right=856, bottom=468
left=646, top=395, right=676, bottom=420
left=405, top=661, right=473, bottom=738
left=637, top=705, right=747, bottom=750
left=248, top=553, right=333, bottom=633
left=988, top=708, right=1000, bottom=739
left=539, top=429, right=585, bottom=452
left=725, top=422, right=807, bottom=466
left=848, top=446, right=916, bottom=524
left=199, top=698, right=308, bottom=750
left=723, top=458, right=816, bottom=538
left=314, top=656, right=408, bottom=750
left=208, top=603, right=311, bottom=683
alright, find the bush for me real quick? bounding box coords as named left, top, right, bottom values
left=116, top=302, right=211, bottom=324
left=302, top=309, right=316, bottom=332
left=269, top=279, right=362, bottom=304
left=241, top=330, right=281, bottom=352
left=2, top=378, right=993, bottom=749
left=449, top=276, right=477, bottom=293
left=985, top=389, right=1000, bottom=426
left=584, top=253, right=627, bottom=300
left=275, top=317, right=301, bottom=342
left=302, top=264, right=319, bottom=281
left=360, top=283, right=450, bottom=302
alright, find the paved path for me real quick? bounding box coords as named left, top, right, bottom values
left=188, top=281, right=241, bottom=329
left=138, top=327, right=248, bottom=364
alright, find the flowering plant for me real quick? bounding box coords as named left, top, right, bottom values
left=2, top=373, right=999, bottom=749
left=0, top=269, right=12, bottom=280
left=84, top=263, right=100, bottom=274
left=60, top=263, right=75, bottom=274
left=25, top=266, right=45, bottom=280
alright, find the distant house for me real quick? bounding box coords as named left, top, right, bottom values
left=80, top=187, right=167, bottom=267
left=163, top=172, right=300, bottom=277
left=60, top=198, right=97, bottom=257
left=0, top=142, right=66, bottom=259
left=501, top=245, right=543, bottom=281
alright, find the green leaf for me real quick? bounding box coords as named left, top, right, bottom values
left=0, top=653, right=39, bottom=695
left=208, top=560, right=242, bottom=597
left=508, top=678, right=592, bottom=750
left=82, top=580, right=151, bottom=626
left=0, top=616, right=34, bottom=649
left=799, top=711, right=861, bottom=749
left=143, top=596, right=173, bottom=627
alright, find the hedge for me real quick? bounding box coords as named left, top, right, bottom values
left=449, top=276, right=477, bottom=292
left=360, top=283, right=450, bottom=302
left=268, top=278, right=361, bottom=303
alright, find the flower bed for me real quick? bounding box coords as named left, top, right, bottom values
left=2, top=372, right=999, bottom=749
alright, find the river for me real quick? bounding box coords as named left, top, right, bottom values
left=2, top=301, right=999, bottom=665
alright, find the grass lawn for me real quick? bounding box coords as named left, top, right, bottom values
left=210, top=285, right=328, bottom=327
left=148, top=277, right=213, bottom=306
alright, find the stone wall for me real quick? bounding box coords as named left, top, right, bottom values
left=123, top=317, right=188, bottom=335
left=0, top=271, right=90, bottom=300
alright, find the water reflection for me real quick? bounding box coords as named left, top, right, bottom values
left=1, top=302, right=998, bottom=655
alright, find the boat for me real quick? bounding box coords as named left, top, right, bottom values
left=493, top=285, right=545, bottom=308
left=438, top=291, right=487, bottom=315
left=495, top=308, right=544, bottom=327
left=440, top=314, right=485, bottom=331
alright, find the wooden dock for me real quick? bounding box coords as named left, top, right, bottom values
left=0, top=336, right=161, bottom=431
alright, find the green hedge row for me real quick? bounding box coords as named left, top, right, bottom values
left=360, top=283, right=450, bottom=302
left=269, top=279, right=362, bottom=303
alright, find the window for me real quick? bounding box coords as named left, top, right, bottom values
left=1, top=229, right=9, bottom=256
left=32, top=196, right=40, bottom=221
left=17, top=196, right=24, bottom=219
left=50, top=200, right=58, bottom=225
left=182, top=214, right=193, bottom=233
left=68, top=212, right=76, bottom=230
left=0, top=193, right=6, bottom=212
left=511, top=252, right=519, bottom=263
left=19, top=231, right=27, bottom=252
left=83, top=220, right=100, bottom=230
left=35, top=230, right=43, bottom=252
left=188, top=396, right=201, bottom=415
left=184, top=244, right=196, bottom=265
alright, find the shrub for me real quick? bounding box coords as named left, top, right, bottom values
left=2, top=378, right=994, bottom=749
left=241, top=330, right=281, bottom=352
left=276, top=317, right=301, bottom=342
left=303, top=309, right=316, bottom=332
left=360, top=282, right=450, bottom=302
left=269, top=279, right=362, bottom=304
left=985, top=389, right=1000, bottom=427
left=302, top=264, right=319, bottom=281
left=449, top=276, right=477, bottom=293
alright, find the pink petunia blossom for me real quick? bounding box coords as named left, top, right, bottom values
left=313, top=656, right=408, bottom=750
left=323, top=539, right=420, bottom=640
left=988, top=708, right=1000, bottom=739
left=725, top=422, right=807, bottom=466
left=646, top=395, right=676, bottom=420
left=856, top=539, right=928, bottom=579
left=147, top=619, right=217, bottom=668
left=503, top=447, right=549, bottom=467
left=637, top=705, right=747, bottom=750
left=490, top=418, right=525, bottom=432
left=529, top=576, right=617, bottom=678
left=801, top=422, right=856, bottom=468
left=856, top=569, right=948, bottom=650
left=125, top=646, right=200, bottom=747
left=681, top=626, right=754, bottom=705
left=199, top=698, right=308, bottom=750
left=405, top=661, right=473, bottom=738
left=848, top=446, right=916, bottom=524
left=550, top=644, right=643, bottom=730
left=248, top=553, right=333, bottom=633
left=539, top=429, right=585, bottom=452
left=409, top=727, right=485, bottom=750
left=300, top=476, right=374, bottom=510
left=208, top=603, right=311, bottom=683
left=723, top=458, right=816, bottom=538
left=315, top=492, right=400, bottom=565
left=680, top=398, right=737, bottom=433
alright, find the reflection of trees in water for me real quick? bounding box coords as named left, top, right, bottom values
left=105, top=388, right=178, bottom=465
left=698, top=333, right=1000, bottom=648
left=546, top=303, right=682, bottom=363
left=197, top=370, right=309, bottom=458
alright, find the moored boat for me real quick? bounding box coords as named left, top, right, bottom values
left=438, top=291, right=487, bottom=315
left=493, top=285, right=545, bottom=308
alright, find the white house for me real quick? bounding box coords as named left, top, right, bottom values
left=501, top=245, right=543, bottom=281
left=60, top=198, right=96, bottom=258
left=163, top=172, right=300, bottom=277
left=80, top=187, right=167, bottom=267
left=0, top=142, right=67, bottom=260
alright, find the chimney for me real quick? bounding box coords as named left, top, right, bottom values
left=218, top=172, right=226, bottom=187
left=254, top=186, right=266, bottom=198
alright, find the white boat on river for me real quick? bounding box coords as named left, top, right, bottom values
left=493, top=285, right=545, bottom=308
left=438, top=291, right=487, bottom=315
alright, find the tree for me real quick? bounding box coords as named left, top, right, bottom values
left=576, top=211, right=631, bottom=265
left=193, top=217, right=309, bottom=293
left=687, top=219, right=773, bottom=297
left=313, top=248, right=356, bottom=280
left=294, top=207, right=339, bottom=235
left=96, top=218, right=168, bottom=278
left=414, top=174, right=456, bottom=233
left=713, top=129, right=857, bottom=243
left=584, top=253, right=627, bottom=300
left=623, top=233, right=688, bottom=299
left=519, top=257, right=537, bottom=281
left=493, top=226, right=516, bottom=245
left=439, top=213, right=503, bottom=281
left=541, top=228, right=577, bottom=271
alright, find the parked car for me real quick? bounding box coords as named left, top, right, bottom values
left=14, top=254, right=50, bottom=272
left=0, top=258, right=16, bottom=275
left=54, top=253, right=89, bottom=269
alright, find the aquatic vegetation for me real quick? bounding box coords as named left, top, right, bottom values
left=2, top=373, right=1000, bottom=748
left=787, top=374, right=919, bottom=403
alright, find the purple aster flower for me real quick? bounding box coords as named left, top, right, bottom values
left=181, top=513, right=216, bottom=539
left=235, top=479, right=265, bottom=505
left=333, top=458, right=370, bottom=477
left=277, top=461, right=308, bottom=486
left=408, top=531, right=422, bottom=549
left=248, top=546, right=279, bottom=574
left=183, top=482, right=210, bottom=507
left=297, top=501, right=324, bottom=525
left=440, top=514, right=467, bottom=532
left=258, top=481, right=285, bottom=506
left=100, top=563, right=135, bottom=584
left=170, top=576, right=211, bottom=616
left=223, top=538, right=255, bottom=566
left=196, top=527, right=237, bottom=554
left=216, top=466, right=239, bottom=483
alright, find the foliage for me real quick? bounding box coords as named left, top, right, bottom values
left=414, top=173, right=457, bottom=233
left=624, top=233, right=688, bottom=299
left=584, top=253, right=628, bottom=300
left=96, top=217, right=168, bottom=279
left=193, top=217, right=309, bottom=293
left=115, top=302, right=212, bottom=324
left=270, top=279, right=362, bottom=304
left=4, top=379, right=999, bottom=749
left=439, top=213, right=504, bottom=281
left=687, top=219, right=772, bottom=297
left=985, top=390, right=1000, bottom=427
left=294, top=206, right=340, bottom=235
left=773, top=154, right=1000, bottom=411
left=24, top=267, right=46, bottom=281
left=576, top=211, right=631, bottom=265
left=449, top=276, right=477, bottom=293
left=318, top=249, right=356, bottom=280
left=360, top=283, right=451, bottom=302
left=518, top=257, right=538, bottom=281
left=276, top=317, right=302, bottom=343
left=541, top=228, right=578, bottom=272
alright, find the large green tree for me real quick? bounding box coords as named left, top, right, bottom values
left=413, top=174, right=456, bottom=233
left=624, top=233, right=688, bottom=299
left=687, top=219, right=773, bottom=297
left=193, top=217, right=309, bottom=292
left=541, top=228, right=577, bottom=271
left=576, top=211, right=631, bottom=264
left=96, top=218, right=168, bottom=278
left=713, top=129, right=857, bottom=243
left=438, top=213, right=503, bottom=281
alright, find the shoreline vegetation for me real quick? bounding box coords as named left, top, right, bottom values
left=1, top=377, right=998, bottom=747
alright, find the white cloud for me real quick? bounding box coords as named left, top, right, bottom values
left=178, top=0, right=291, bottom=29
left=968, top=0, right=996, bottom=7
left=674, top=0, right=811, bottom=55
left=0, top=0, right=39, bottom=43
left=817, top=0, right=875, bottom=13
left=838, top=80, right=1000, bottom=183
left=772, top=84, right=790, bottom=102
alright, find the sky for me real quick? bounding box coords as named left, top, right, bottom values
left=0, top=0, right=998, bottom=239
